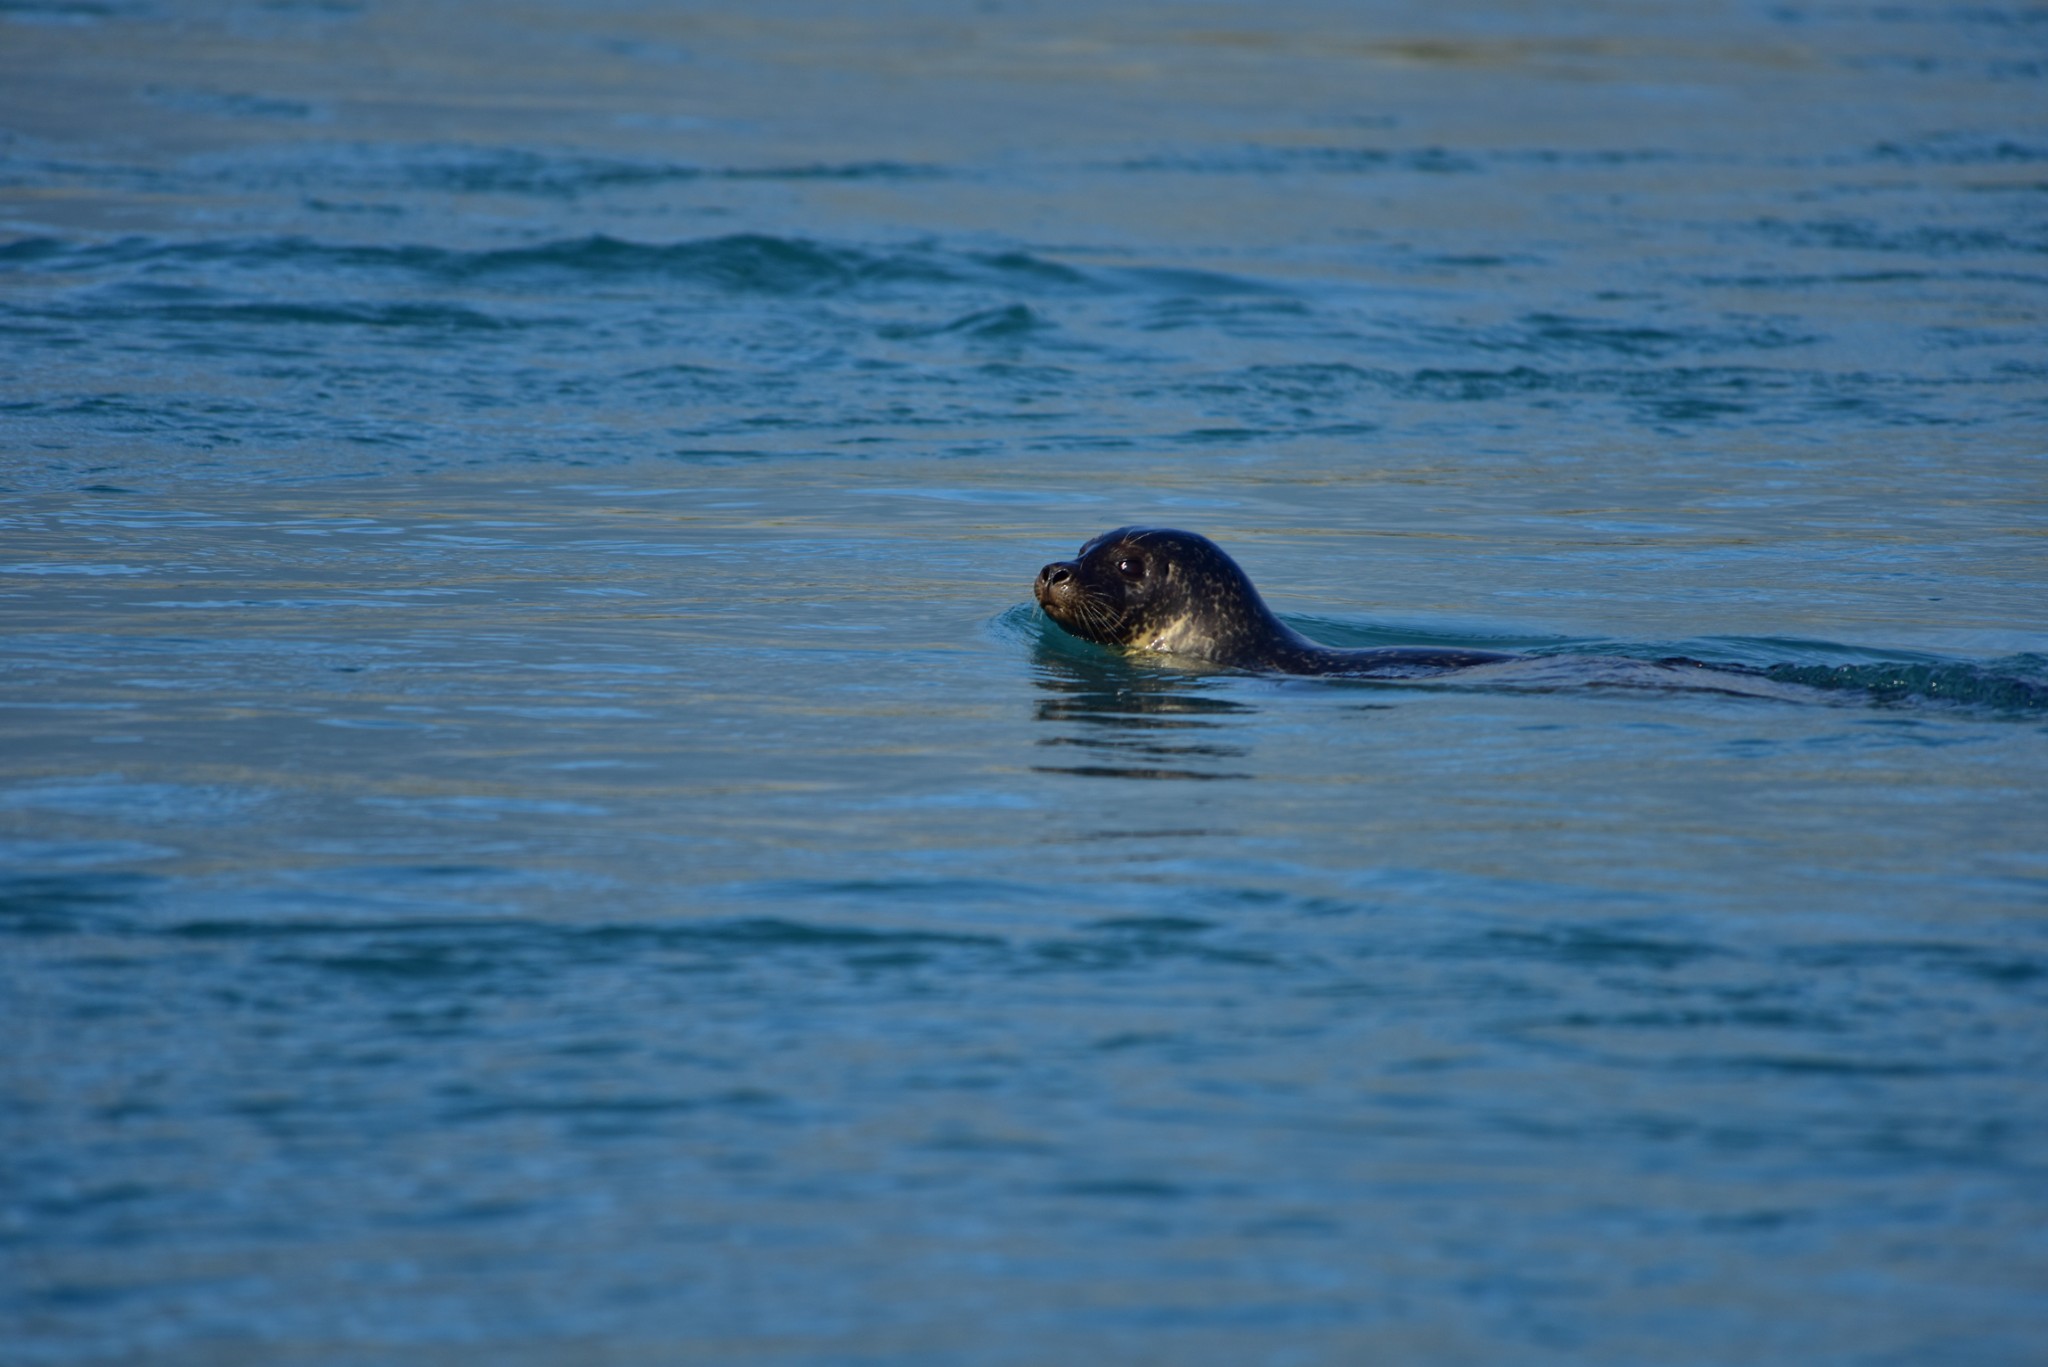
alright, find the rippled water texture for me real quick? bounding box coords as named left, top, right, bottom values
left=4, top=2, right=2047, bottom=1363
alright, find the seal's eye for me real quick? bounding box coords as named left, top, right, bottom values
left=1115, top=556, right=1146, bottom=580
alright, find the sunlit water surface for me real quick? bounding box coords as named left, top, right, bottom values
left=3, top=2, right=2046, bottom=1363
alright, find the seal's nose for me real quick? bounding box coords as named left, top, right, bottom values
left=1035, top=561, right=1074, bottom=604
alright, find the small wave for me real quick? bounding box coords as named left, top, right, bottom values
left=0, top=867, right=163, bottom=936
left=878, top=304, right=1050, bottom=341
left=0, top=0, right=147, bottom=18
left=1116, top=146, right=1477, bottom=175
left=426, top=234, right=941, bottom=293
left=1868, top=133, right=2048, bottom=166
left=721, top=161, right=945, bottom=182
left=143, top=85, right=323, bottom=123
left=0, top=231, right=1349, bottom=318
left=113, top=299, right=517, bottom=332
left=0, top=231, right=1115, bottom=300
left=0, top=236, right=73, bottom=266
left=1116, top=264, right=1292, bottom=298
left=178, top=141, right=949, bottom=199
left=1412, top=312, right=1816, bottom=361
left=1761, top=657, right=2048, bottom=713
left=1756, top=216, right=2048, bottom=258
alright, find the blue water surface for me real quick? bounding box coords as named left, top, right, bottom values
left=3, top=2, right=2046, bottom=1363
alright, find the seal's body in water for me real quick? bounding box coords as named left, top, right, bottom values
left=1031, top=527, right=1992, bottom=707
left=1035, top=527, right=1513, bottom=677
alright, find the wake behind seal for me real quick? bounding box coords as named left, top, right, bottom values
left=1033, top=526, right=1513, bottom=677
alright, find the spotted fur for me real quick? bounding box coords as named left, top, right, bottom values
left=1034, top=527, right=1511, bottom=678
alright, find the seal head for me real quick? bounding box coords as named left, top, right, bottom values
left=1034, top=526, right=1511, bottom=677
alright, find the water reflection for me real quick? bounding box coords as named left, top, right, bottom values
left=1028, top=642, right=1256, bottom=781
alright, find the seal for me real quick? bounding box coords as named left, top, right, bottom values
left=1034, top=526, right=1513, bottom=677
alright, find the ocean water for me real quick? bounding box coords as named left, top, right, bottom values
left=3, top=2, right=2047, bottom=1363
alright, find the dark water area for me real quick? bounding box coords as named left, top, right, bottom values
left=4, top=2, right=2047, bottom=1363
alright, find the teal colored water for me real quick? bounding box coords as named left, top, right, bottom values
left=3, top=3, right=2046, bottom=1363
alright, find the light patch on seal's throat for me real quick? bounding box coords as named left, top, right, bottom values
left=1141, top=612, right=1211, bottom=658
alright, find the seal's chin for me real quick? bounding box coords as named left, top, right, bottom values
left=1035, top=593, right=1087, bottom=639
left=1033, top=582, right=1074, bottom=632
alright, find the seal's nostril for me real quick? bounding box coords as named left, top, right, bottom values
left=1041, top=564, right=1072, bottom=587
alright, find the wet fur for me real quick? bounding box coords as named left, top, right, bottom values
left=1034, top=527, right=1512, bottom=678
